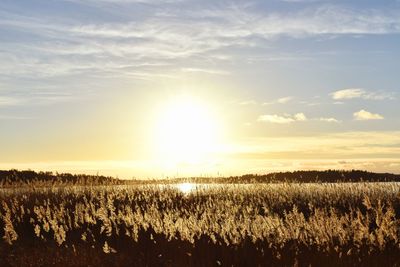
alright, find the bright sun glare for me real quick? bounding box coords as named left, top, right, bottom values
left=176, top=183, right=195, bottom=194
left=153, top=95, right=221, bottom=168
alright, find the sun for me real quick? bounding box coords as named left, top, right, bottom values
left=153, top=95, right=221, bottom=167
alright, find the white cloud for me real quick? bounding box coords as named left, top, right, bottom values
left=319, top=117, right=340, bottom=123
left=331, top=88, right=365, bottom=100
left=67, top=6, right=400, bottom=45
left=353, top=109, right=384, bottom=120
left=2, top=5, right=400, bottom=79
left=1, top=2, right=400, bottom=86
left=258, top=114, right=295, bottom=124
left=258, top=112, right=341, bottom=124
left=277, top=97, right=293, bottom=104
left=258, top=112, right=307, bottom=124
left=294, top=112, right=307, bottom=121
left=333, top=101, right=345, bottom=105
left=263, top=96, right=293, bottom=105
left=331, top=88, right=395, bottom=100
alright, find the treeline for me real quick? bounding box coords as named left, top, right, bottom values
left=0, top=170, right=122, bottom=187
left=222, top=170, right=400, bottom=183
left=1, top=169, right=400, bottom=187
left=160, top=170, right=400, bottom=184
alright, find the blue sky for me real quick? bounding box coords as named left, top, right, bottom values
left=0, top=0, right=399, bottom=177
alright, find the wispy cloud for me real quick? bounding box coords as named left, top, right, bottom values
left=1, top=4, right=400, bottom=78
left=258, top=114, right=295, bottom=124
left=353, top=109, right=384, bottom=120
left=0, top=115, right=32, bottom=120
left=258, top=113, right=307, bottom=124
left=281, top=0, right=321, bottom=2
left=331, top=88, right=364, bottom=99
left=69, top=5, right=400, bottom=38
left=0, top=96, right=24, bottom=106
left=230, top=131, right=400, bottom=160
left=331, top=88, right=395, bottom=100
left=0, top=92, right=76, bottom=108
left=239, top=100, right=257, bottom=106
left=180, top=68, right=230, bottom=75
left=65, top=0, right=183, bottom=4
left=258, top=112, right=341, bottom=124
left=263, top=96, right=293, bottom=105
left=277, top=97, right=293, bottom=104
left=319, top=117, right=340, bottom=123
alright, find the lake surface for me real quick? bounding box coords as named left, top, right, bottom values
left=1, top=182, right=400, bottom=197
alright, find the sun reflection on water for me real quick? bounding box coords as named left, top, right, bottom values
left=176, top=183, right=195, bottom=194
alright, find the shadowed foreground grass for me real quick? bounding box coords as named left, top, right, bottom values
left=1, top=183, right=400, bottom=266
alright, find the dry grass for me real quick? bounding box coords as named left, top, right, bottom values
left=1, top=182, right=400, bottom=266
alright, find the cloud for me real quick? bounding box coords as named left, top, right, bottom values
left=277, top=97, right=293, bottom=104
left=319, top=117, right=340, bottom=123
left=294, top=113, right=307, bottom=121
left=258, top=114, right=295, bottom=124
left=239, top=100, right=257, bottom=106
left=263, top=96, right=293, bottom=105
left=180, top=68, right=230, bottom=75
left=331, top=88, right=395, bottom=100
left=0, top=115, right=32, bottom=120
left=230, top=131, right=400, bottom=160
left=0, top=91, right=77, bottom=108
left=70, top=6, right=400, bottom=39
left=353, top=109, right=384, bottom=120
left=258, top=112, right=341, bottom=124
left=1, top=4, right=400, bottom=80
left=258, top=112, right=307, bottom=124
left=331, top=88, right=365, bottom=100
left=333, top=101, right=345, bottom=105
left=66, top=0, right=183, bottom=3
left=0, top=96, right=24, bottom=106
left=281, top=0, right=321, bottom=2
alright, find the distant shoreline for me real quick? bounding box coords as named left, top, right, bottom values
left=1, top=169, right=400, bottom=187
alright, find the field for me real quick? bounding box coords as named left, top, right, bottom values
left=1, top=171, right=400, bottom=266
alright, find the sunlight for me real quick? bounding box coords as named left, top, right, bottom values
left=153, top=95, right=221, bottom=168
left=176, top=183, right=196, bottom=194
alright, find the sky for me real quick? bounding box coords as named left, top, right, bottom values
left=0, top=0, right=400, bottom=178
